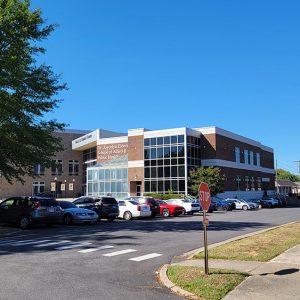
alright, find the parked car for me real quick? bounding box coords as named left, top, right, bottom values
left=260, top=198, right=278, bottom=208
left=165, top=199, right=200, bottom=215
left=211, top=198, right=234, bottom=211
left=156, top=200, right=184, bottom=217
left=0, top=196, right=62, bottom=229
left=73, top=196, right=119, bottom=221
left=58, top=201, right=98, bottom=225
left=225, top=198, right=255, bottom=210
left=275, top=196, right=287, bottom=207
left=117, top=200, right=151, bottom=220
left=125, top=196, right=160, bottom=217
left=245, top=199, right=261, bottom=209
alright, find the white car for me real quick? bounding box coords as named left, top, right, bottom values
left=117, top=200, right=151, bottom=220
left=225, top=198, right=255, bottom=210
left=165, top=199, right=200, bottom=215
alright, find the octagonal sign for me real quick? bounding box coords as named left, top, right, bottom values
left=198, top=182, right=211, bottom=212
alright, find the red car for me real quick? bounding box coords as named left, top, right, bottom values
left=156, top=200, right=184, bottom=217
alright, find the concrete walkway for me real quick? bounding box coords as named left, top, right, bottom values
left=171, top=245, right=300, bottom=299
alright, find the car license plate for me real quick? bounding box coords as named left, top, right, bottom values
left=48, top=207, right=54, bottom=213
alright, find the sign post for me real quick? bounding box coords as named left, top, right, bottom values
left=199, top=182, right=211, bottom=275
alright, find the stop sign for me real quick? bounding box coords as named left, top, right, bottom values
left=198, top=182, right=211, bottom=212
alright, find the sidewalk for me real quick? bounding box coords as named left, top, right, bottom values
left=167, top=244, right=300, bottom=299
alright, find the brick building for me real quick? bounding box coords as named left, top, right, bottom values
left=0, top=126, right=275, bottom=200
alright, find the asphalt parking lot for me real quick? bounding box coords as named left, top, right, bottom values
left=1, top=207, right=300, bottom=300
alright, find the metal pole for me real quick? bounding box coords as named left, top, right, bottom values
left=203, top=210, right=209, bottom=275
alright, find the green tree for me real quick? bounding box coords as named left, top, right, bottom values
left=277, top=169, right=300, bottom=182
left=189, top=167, right=226, bottom=196
left=0, top=0, right=66, bottom=183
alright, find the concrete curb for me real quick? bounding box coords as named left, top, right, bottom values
left=159, top=220, right=300, bottom=299
left=159, top=264, right=198, bottom=300
left=178, top=220, right=300, bottom=260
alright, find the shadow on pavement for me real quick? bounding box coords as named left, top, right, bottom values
left=260, top=268, right=299, bottom=276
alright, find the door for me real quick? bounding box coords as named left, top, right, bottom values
left=0, top=198, right=17, bottom=223
left=136, top=185, right=141, bottom=196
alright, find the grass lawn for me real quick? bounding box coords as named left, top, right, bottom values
left=167, top=266, right=248, bottom=300
left=195, top=222, right=300, bottom=262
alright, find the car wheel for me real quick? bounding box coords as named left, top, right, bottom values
left=162, top=208, right=170, bottom=217
left=242, top=205, right=248, bottom=211
left=63, top=214, right=73, bottom=225
left=107, top=217, right=115, bottom=222
left=182, top=208, right=186, bottom=215
left=187, top=211, right=194, bottom=215
left=123, top=211, right=132, bottom=221
left=19, top=216, right=31, bottom=230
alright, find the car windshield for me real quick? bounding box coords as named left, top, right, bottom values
left=182, top=200, right=190, bottom=203
left=58, top=201, right=77, bottom=209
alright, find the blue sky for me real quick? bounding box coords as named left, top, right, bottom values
left=31, top=0, right=300, bottom=174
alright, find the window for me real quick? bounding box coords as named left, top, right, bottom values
left=33, top=181, right=45, bottom=195
left=245, top=176, right=249, bottom=191
left=34, top=164, right=45, bottom=176
left=69, top=160, right=79, bottom=175
left=236, top=175, right=241, bottom=190
left=51, top=160, right=63, bottom=175
left=250, top=151, right=254, bottom=166
left=256, top=153, right=261, bottom=167
left=244, top=150, right=249, bottom=165
left=235, top=147, right=240, bottom=163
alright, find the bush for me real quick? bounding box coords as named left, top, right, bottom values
left=143, top=193, right=184, bottom=200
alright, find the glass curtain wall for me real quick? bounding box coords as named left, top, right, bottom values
left=87, top=158, right=128, bottom=199
left=144, top=134, right=185, bottom=194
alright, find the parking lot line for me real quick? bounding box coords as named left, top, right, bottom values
left=11, top=240, right=51, bottom=246
left=128, top=253, right=162, bottom=262
left=33, top=241, right=70, bottom=248
left=103, top=249, right=137, bottom=257
left=55, top=242, right=92, bottom=250
left=78, top=245, right=114, bottom=254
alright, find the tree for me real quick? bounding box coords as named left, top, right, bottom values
left=0, top=0, right=66, bottom=183
left=189, top=167, right=226, bottom=196
left=277, top=169, right=300, bottom=182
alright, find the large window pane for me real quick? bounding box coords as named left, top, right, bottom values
left=157, top=147, right=164, bottom=158
left=111, top=182, right=116, bottom=192
left=178, top=145, right=185, bottom=157
left=105, top=169, right=110, bottom=180
left=145, top=168, right=150, bottom=178
left=171, top=166, right=177, bottom=177
left=171, top=180, right=178, bottom=191
left=99, top=170, right=104, bottom=180
left=164, top=158, right=170, bottom=165
left=164, top=136, right=170, bottom=144
left=150, top=138, right=157, bottom=146
left=151, top=167, right=157, bottom=178
left=144, top=139, right=150, bottom=147
left=164, top=146, right=171, bottom=158
left=164, top=166, right=170, bottom=177
left=144, top=149, right=150, bottom=159
left=151, top=148, right=156, bottom=159
left=151, top=181, right=157, bottom=192
left=171, top=146, right=177, bottom=157
left=178, top=135, right=184, bottom=144
left=157, top=137, right=163, bottom=145
left=111, top=169, right=117, bottom=180
left=122, top=168, right=128, bottom=179
left=179, top=180, right=185, bottom=192
left=165, top=180, right=170, bottom=191
left=88, top=170, right=92, bottom=181
left=178, top=166, right=185, bottom=177
left=145, top=181, right=150, bottom=192
left=105, top=182, right=110, bottom=193
left=117, top=169, right=122, bottom=179
left=171, top=136, right=177, bottom=144
left=158, top=167, right=164, bottom=178
left=157, top=159, right=163, bottom=166
left=158, top=180, right=164, bottom=192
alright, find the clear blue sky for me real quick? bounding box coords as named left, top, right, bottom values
left=31, top=0, right=300, bottom=174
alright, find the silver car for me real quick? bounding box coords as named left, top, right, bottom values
left=58, top=201, right=98, bottom=225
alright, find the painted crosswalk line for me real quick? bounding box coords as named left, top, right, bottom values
left=103, top=249, right=137, bottom=257
left=55, top=242, right=92, bottom=250
left=128, top=253, right=162, bottom=262
left=78, top=245, right=114, bottom=254
left=12, top=240, right=51, bottom=246
left=33, top=241, right=70, bottom=248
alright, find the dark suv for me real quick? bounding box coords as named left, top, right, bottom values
left=73, top=196, right=119, bottom=221
left=125, top=196, right=160, bottom=217
left=0, top=196, right=62, bottom=229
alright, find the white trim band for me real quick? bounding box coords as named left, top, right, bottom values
left=128, top=160, right=144, bottom=168
left=201, top=159, right=275, bottom=174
